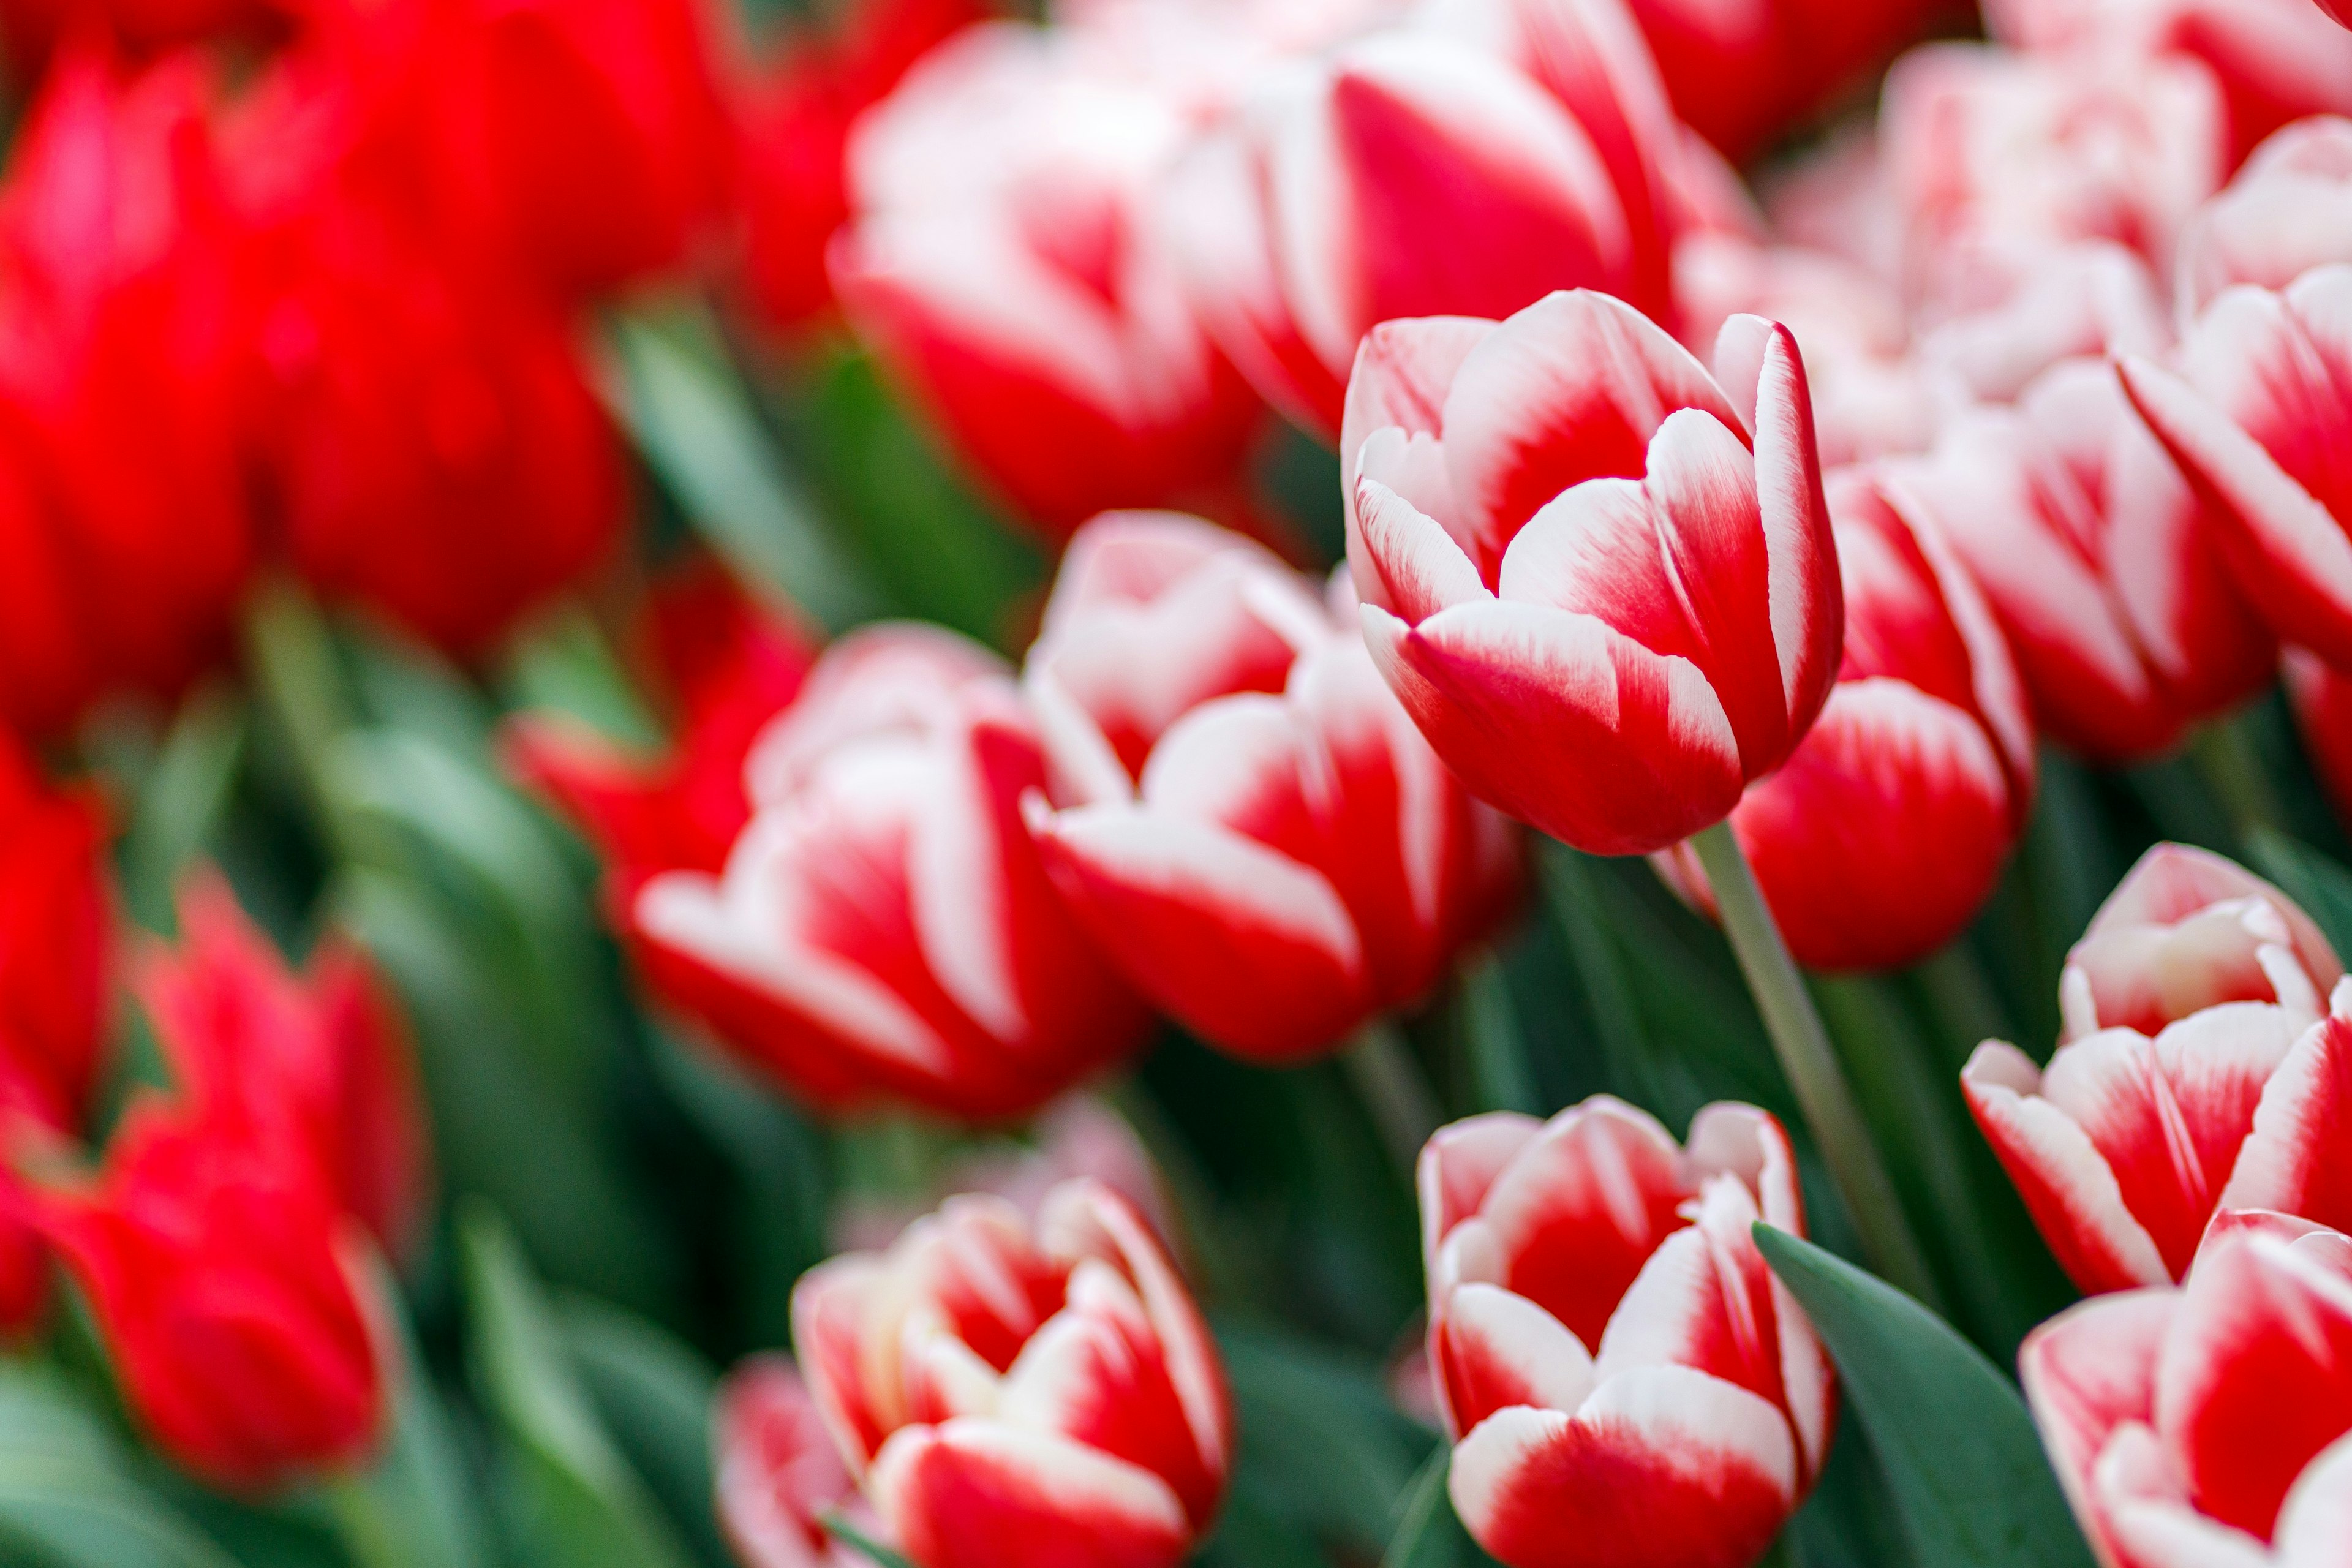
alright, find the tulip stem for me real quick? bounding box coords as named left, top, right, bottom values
left=1344, top=1017, right=1442, bottom=1172
left=1689, top=821, right=1942, bottom=1308
left=2191, top=710, right=2284, bottom=846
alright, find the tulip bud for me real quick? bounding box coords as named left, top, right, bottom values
left=2021, top=1213, right=2352, bottom=1566
left=615, top=622, right=1147, bottom=1119
left=1021, top=511, right=1520, bottom=1062
left=42, top=1108, right=390, bottom=1490
left=1653, top=465, right=2034, bottom=971
left=830, top=24, right=1262, bottom=540
left=715, top=1356, right=869, bottom=1568
left=793, top=1178, right=1229, bottom=1568
left=1420, top=1098, right=1833, bottom=1568
left=1342, top=290, right=1841, bottom=855
left=1963, top=844, right=2352, bottom=1292
left=140, top=872, right=431, bottom=1262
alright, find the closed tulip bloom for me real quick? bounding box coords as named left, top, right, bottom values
left=1341, top=290, right=1841, bottom=855
left=138, top=872, right=431, bottom=1262
left=627, top=623, right=1147, bottom=1120
left=831, top=24, right=1261, bottom=541
left=1903, top=359, right=2275, bottom=762
left=1420, top=1098, right=1833, bottom=1568
left=715, top=1356, right=872, bottom=1568
left=2021, top=1213, right=2352, bottom=1567
left=1963, top=843, right=2352, bottom=1292
left=2177, top=116, right=2352, bottom=315
left=793, top=1178, right=1229, bottom=1568
left=1652, top=466, right=2034, bottom=971
left=1022, top=511, right=1520, bottom=1062
left=2119, top=264, right=2352, bottom=671
left=41, top=1108, right=389, bottom=1490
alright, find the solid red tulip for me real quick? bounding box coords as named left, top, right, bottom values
left=41, top=1105, right=390, bottom=1490
left=1963, top=844, right=2352, bottom=1292
left=0, top=47, right=258, bottom=736
left=1901, top=358, right=2275, bottom=762
left=138, top=872, right=432, bottom=1262
left=2021, top=1212, right=2352, bottom=1566
left=829, top=24, right=1262, bottom=540
left=1021, top=511, right=1520, bottom=1062
left=715, top=1355, right=870, bottom=1568
left=793, top=1178, right=1229, bottom=1568
left=2120, top=263, right=2352, bottom=672
left=1420, top=1098, right=1833, bottom=1568
left=601, top=622, right=1147, bottom=1118
left=1165, top=8, right=1676, bottom=440
left=1342, top=290, right=1841, bottom=855
left=1652, top=465, right=2035, bottom=971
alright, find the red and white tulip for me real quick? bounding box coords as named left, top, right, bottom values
left=1340, top=289, right=1842, bottom=855
left=792, top=1178, right=1229, bottom=1568
left=2177, top=116, right=2352, bottom=315
left=715, top=1355, right=873, bottom=1568
left=1421, top=1097, right=1833, bottom=1568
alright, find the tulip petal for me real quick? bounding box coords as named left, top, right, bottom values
left=1340, top=314, right=1494, bottom=481
left=1746, top=322, right=1841, bottom=745
left=2019, top=1287, right=2177, bottom=1538
left=1436, top=1281, right=1597, bottom=1433
left=1360, top=598, right=1743, bottom=855
left=2221, top=1012, right=2352, bottom=1235
left=1419, top=1112, right=1545, bottom=1273
left=869, top=1420, right=1193, bottom=1568
left=2275, top=1432, right=2352, bottom=1567
left=1448, top=1368, right=1798, bottom=1568
left=1595, top=1176, right=1787, bottom=1420
left=1352, top=478, right=1490, bottom=624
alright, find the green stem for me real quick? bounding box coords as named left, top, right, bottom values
left=2192, top=709, right=2285, bottom=846
left=1460, top=949, right=1540, bottom=1115
left=1344, top=1017, right=1442, bottom=1172
left=1689, top=821, right=1941, bottom=1307
left=1913, top=943, right=2013, bottom=1068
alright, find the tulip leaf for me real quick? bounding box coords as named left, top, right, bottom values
left=1379, top=1450, right=1496, bottom=1568
left=2248, top=827, right=2352, bottom=966
left=820, top=1513, right=918, bottom=1568
left=1752, top=1226, right=2096, bottom=1568
left=459, top=1204, right=698, bottom=1568
left=119, top=682, right=247, bottom=933
left=1458, top=951, right=1539, bottom=1116
left=1217, top=1321, right=1431, bottom=1556
left=559, top=1296, right=729, bottom=1568
left=0, top=1368, right=238, bottom=1568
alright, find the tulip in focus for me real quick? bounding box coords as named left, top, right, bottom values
left=1963, top=843, right=2352, bottom=1292
left=1420, top=1097, right=1833, bottom=1568
left=138, top=872, right=432, bottom=1261
left=793, top=1178, right=1229, bottom=1568
left=1653, top=465, right=2035, bottom=972
left=715, top=1355, right=871, bottom=1568
left=1022, top=511, right=1520, bottom=1062
left=831, top=23, right=1262, bottom=540
left=2022, top=1210, right=2352, bottom=1566
left=567, top=616, right=1145, bottom=1119
left=1341, top=290, right=1841, bottom=855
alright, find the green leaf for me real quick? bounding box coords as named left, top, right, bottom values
left=459, top=1204, right=698, bottom=1568
left=1216, top=1321, right=1431, bottom=1556
left=503, top=609, right=664, bottom=753
left=2248, top=827, right=2352, bottom=964
left=1458, top=951, right=1539, bottom=1117
left=560, top=1296, right=729, bottom=1568
left=1379, top=1449, right=1494, bottom=1568
left=0, top=1367, right=238, bottom=1568
left=606, top=306, right=882, bottom=632
left=119, top=683, right=246, bottom=932
left=1752, top=1226, right=2096, bottom=1568
left=821, top=1513, right=918, bottom=1568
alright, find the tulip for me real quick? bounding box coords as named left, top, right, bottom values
left=793, top=1178, right=1229, bottom=1568
left=0, top=47, right=258, bottom=736
left=2177, top=116, right=2352, bottom=315
left=1901, top=358, right=2275, bottom=763
left=619, top=622, right=1147, bottom=1119
left=1652, top=465, right=2035, bottom=971
left=0, top=0, right=285, bottom=62
left=1420, top=1097, right=1833, bottom=1568
left=2021, top=1212, right=2352, bottom=1567
left=1962, top=843, right=2352, bottom=1292
left=830, top=24, right=1262, bottom=541
left=1879, top=43, right=2227, bottom=281
left=138, top=872, right=431, bottom=1262
left=715, top=1356, right=870, bottom=1568
left=1020, top=511, right=1520, bottom=1062
left=2326, top=0, right=2352, bottom=29
left=2119, top=264, right=2352, bottom=671
left=41, top=1106, right=390, bottom=1490
left=1340, top=289, right=1841, bottom=856
left=1910, top=238, right=2169, bottom=408
left=1166, top=15, right=1675, bottom=439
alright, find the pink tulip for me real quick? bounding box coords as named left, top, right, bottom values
left=830, top=24, right=1262, bottom=540
left=1340, top=289, right=1841, bottom=854
left=1902, top=358, right=2275, bottom=763
left=1420, top=1097, right=1833, bottom=1568
left=1164, top=3, right=1676, bottom=439
left=793, top=1178, right=1229, bottom=1568
left=1963, top=844, right=2352, bottom=1292
left=628, top=623, right=1150, bottom=1121
left=1652, top=465, right=2034, bottom=971
left=2119, top=263, right=2352, bottom=670
left=2177, top=116, right=2352, bottom=315
left=1021, top=511, right=1520, bottom=1062
left=2022, top=1211, right=2352, bottom=1567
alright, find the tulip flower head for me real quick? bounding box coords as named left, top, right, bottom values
left=2176, top=116, right=2352, bottom=315
left=2022, top=1209, right=2352, bottom=1567
left=1420, top=1097, right=1833, bottom=1568
left=1341, top=289, right=1842, bottom=855
left=715, top=1355, right=871, bottom=1568
left=1964, top=844, right=2352, bottom=1293
left=1022, top=510, right=1521, bottom=1062
left=792, top=1178, right=1229, bottom=1568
